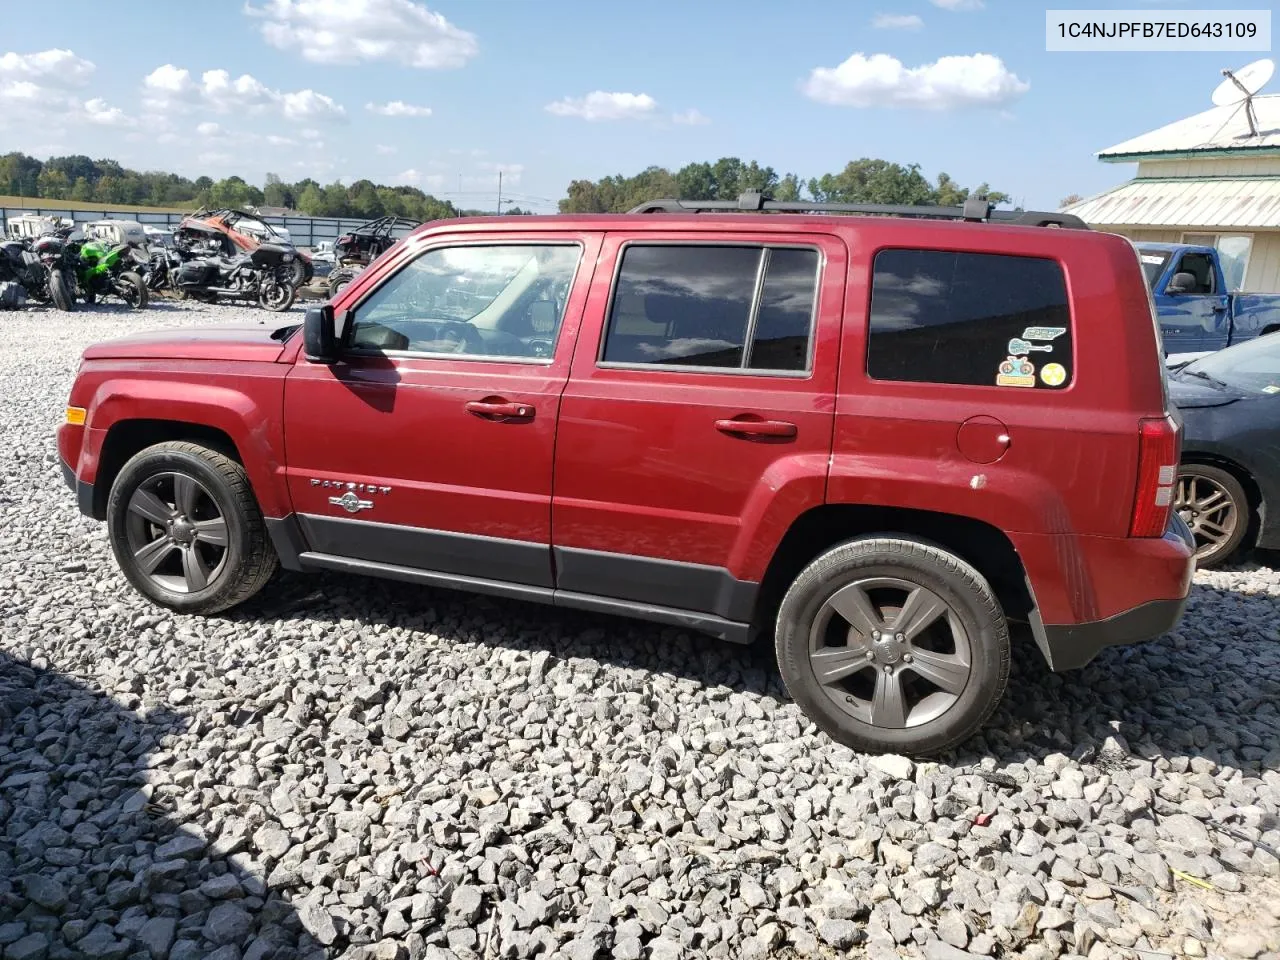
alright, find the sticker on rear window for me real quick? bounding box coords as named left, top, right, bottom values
left=1264, top=384, right=1280, bottom=394
left=1039, top=362, right=1067, bottom=387
left=1141, top=255, right=1166, bottom=265
left=996, top=356, right=1036, bottom=388
left=1021, top=326, right=1066, bottom=341
left=1007, top=337, right=1054, bottom=356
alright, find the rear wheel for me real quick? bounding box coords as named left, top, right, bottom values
left=1175, top=464, right=1249, bottom=567
left=106, top=442, right=277, bottom=614
left=116, top=271, right=148, bottom=309
left=290, top=258, right=308, bottom=287
left=49, top=269, right=75, bottom=311
left=775, top=537, right=1010, bottom=756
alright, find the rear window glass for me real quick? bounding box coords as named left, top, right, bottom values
left=603, top=245, right=819, bottom=372
left=867, top=249, right=1073, bottom=390
left=1139, top=250, right=1170, bottom=287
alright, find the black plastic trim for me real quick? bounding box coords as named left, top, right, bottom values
left=1039, top=596, right=1189, bottom=671
left=297, top=514, right=554, bottom=588
left=264, top=516, right=308, bottom=572
left=62, top=459, right=97, bottom=518
left=553, top=546, right=758, bottom=621
left=297, top=552, right=753, bottom=643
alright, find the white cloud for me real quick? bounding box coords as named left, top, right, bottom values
left=197, top=121, right=222, bottom=136
left=394, top=168, right=421, bottom=185
left=873, top=13, right=924, bottom=29
left=803, top=52, right=1028, bottom=110
left=375, top=144, right=397, bottom=154
left=144, top=64, right=346, bottom=122
left=930, top=0, right=983, bottom=9
left=245, top=0, right=478, bottom=68
left=82, top=98, right=134, bottom=127
left=300, top=128, right=323, bottom=140
left=366, top=100, right=432, bottom=117
left=266, top=134, right=296, bottom=146
left=672, top=108, right=710, bottom=126
left=545, top=91, right=657, bottom=122
left=0, top=49, right=95, bottom=86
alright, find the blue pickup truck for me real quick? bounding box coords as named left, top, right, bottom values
left=1137, top=242, right=1280, bottom=358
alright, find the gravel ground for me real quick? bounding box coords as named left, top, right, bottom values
left=2, top=299, right=1279, bottom=960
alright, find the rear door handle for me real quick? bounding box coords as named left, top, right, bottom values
left=715, top=418, right=797, bottom=439
left=465, top=399, right=534, bottom=421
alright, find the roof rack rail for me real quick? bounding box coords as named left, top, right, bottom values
left=627, top=191, right=1090, bottom=229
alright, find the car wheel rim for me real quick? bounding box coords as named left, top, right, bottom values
left=808, top=577, right=972, bottom=729
left=1175, top=474, right=1237, bottom=559
left=123, top=472, right=228, bottom=594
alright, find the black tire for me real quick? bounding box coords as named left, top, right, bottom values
left=1175, top=463, right=1250, bottom=568
left=775, top=536, right=1010, bottom=756
left=259, top=280, right=295, bottom=312
left=49, top=269, right=75, bottom=312
left=116, top=271, right=148, bottom=309
left=106, top=441, right=278, bottom=615
left=290, top=258, right=308, bottom=287
left=327, top=274, right=352, bottom=299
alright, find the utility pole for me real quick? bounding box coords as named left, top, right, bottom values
left=496, top=171, right=503, bottom=216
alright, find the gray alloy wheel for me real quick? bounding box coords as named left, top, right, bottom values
left=122, top=471, right=229, bottom=594
left=1175, top=464, right=1248, bottom=568
left=775, top=537, right=1009, bottom=756
left=808, top=577, right=973, bottom=729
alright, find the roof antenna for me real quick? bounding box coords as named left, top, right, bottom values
left=1211, top=58, right=1274, bottom=139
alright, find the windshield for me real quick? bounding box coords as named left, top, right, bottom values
left=1180, top=334, right=1280, bottom=395
left=1138, top=250, right=1170, bottom=287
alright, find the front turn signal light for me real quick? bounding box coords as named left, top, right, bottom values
left=65, top=406, right=87, bottom=425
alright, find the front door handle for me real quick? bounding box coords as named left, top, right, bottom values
left=715, top=417, right=798, bottom=440
left=465, top=398, right=534, bottom=421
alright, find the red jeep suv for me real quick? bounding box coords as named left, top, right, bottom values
left=58, top=194, right=1196, bottom=755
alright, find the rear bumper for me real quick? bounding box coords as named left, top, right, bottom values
left=1027, top=514, right=1196, bottom=671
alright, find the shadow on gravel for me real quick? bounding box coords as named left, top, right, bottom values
left=231, top=569, right=1280, bottom=776
left=0, top=652, right=310, bottom=960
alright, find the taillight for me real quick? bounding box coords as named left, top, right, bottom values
left=1129, top=416, right=1179, bottom=537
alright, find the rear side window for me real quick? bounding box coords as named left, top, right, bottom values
left=867, top=249, right=1073, bottom=390
left=602, top=245, right=819, bottom=372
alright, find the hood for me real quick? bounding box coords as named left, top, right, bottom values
left=1168, top=375, right=1244, bottom=409
left=82, top=323, right=297, bottom=362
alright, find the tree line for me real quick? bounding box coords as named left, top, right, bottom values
left=0, top=152, right=471, bottom=221
left=2, top=150, right=1012, bottom=223
left=559, top=157, right=1011, bottom=212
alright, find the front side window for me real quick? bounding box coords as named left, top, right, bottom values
left=348, top=244, right=581, bottom=359
left=602, top=244, right=819, bottom=372
left=1174, top=253, right=1216, bottom=294
left=867, top=249, right=1073, bottom=390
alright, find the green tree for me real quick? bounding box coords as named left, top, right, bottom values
left=808, top=159, right=935, bottom=205
left=263, top=172, right=293, bottom=209
left=70, top=177, right=94, bottom=202
left=36, top=168, right=71, bottom=200
left=0, top=152, right=42, bottom=196
left=297, top=183, right=325, bottom=216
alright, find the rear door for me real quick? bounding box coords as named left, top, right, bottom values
left=551, top=231, right=846, bottom=621
left=283, top=231, right=600, bottom=590
left=1157, top=250, right=1230, bottom=354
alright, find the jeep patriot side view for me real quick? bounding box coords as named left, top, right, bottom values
left=58, top=194, right=1196, bottom=755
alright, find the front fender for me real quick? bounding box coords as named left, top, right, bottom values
left=79, top=369, right=289, bottom=516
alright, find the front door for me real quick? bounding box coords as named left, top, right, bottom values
left=283, top=232, right=601, bottom=590
left=551, top=232, right=846, bottom=621
left=1157, top=250, right=1230, bottom=354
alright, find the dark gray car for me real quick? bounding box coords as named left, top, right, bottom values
left=1169, top=335, right=1280, bottom=567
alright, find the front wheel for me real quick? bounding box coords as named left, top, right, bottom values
left=106, top=442, right=278, bottom=614
left=116, top=271, right=148, bottom=309
left=289, top=258, right=308, bottom=287
left=1175, top=464, right=1249, bottom=568
left=775, top=537, right=1010, bottom=756
left=49, top=269, right=76, bottom=312
left=259, top=280, right=295, bottom=312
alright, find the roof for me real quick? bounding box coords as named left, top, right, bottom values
left=1098, top=95, right=1280, bottom=161
left=1063, top=176, right=1280, bottom=228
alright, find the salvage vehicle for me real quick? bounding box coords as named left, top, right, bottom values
left=176, top=209, right=312, bottom=287
left=73, top=236, right=149, bottom=309
left=1139, top=242, right=1280, bottom=359
left=5, top=214, right=67, bottom=240
left=171, top=241, right=297, bottom=311
left=325, top=216, right=421, bottom=298
left=59, top=194, right=1196, bottom=755
left=1168, top=335, right=1280, bottom=567
left=30, top=229, right=78, bottom=311
left=0, top=236, right=50, bottom=309
left=83, top=219, right=150, bottom=253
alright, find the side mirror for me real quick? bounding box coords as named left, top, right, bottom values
left=1167, top=271, right=1197, bottom=295
left=303, top=304, right=337, bottom=363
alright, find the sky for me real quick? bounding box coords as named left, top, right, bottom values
left=0, top=0, right=1273, bottom=213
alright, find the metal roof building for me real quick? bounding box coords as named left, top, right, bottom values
left=1064, top=94, right=1280, bottom=292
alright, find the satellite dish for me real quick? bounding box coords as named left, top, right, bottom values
left=1212, top=57, right=1274, bottom=105
left=1211, top=58, right=1273, bottom=138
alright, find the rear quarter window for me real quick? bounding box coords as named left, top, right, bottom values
left=867, top=249, right=1073, bottom=390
